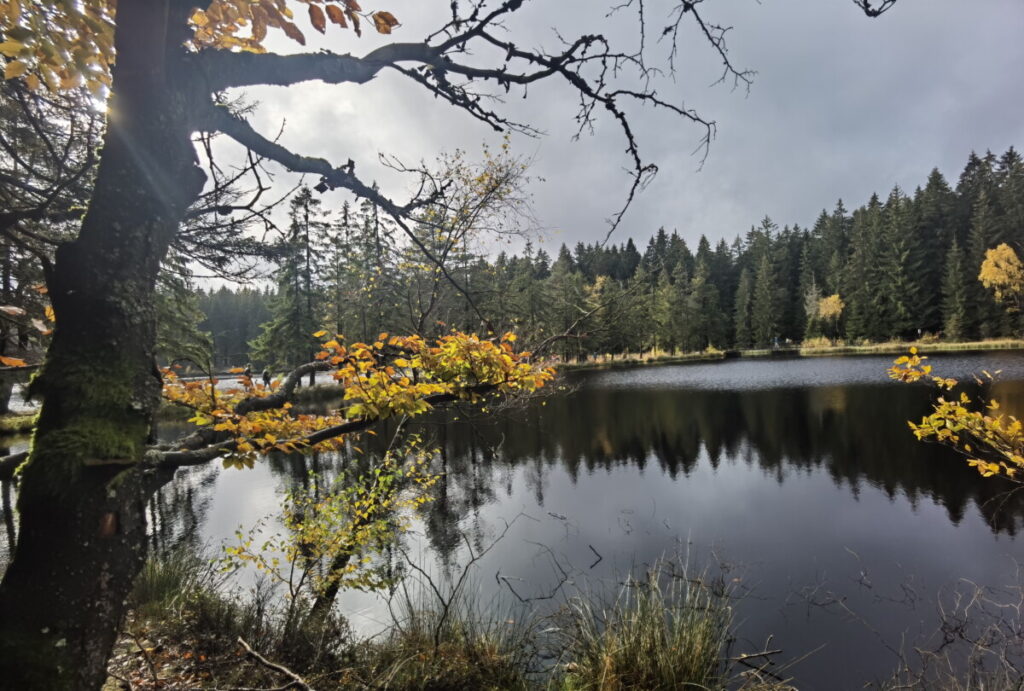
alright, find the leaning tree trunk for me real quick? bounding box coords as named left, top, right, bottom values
left=0, top=2, right=204, bottom=687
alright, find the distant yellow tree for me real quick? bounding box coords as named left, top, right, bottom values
left=889, top=348, right=1022, bottom=483
left=817, top=294, right=844, bottom=338
left=979, top=243, right=1024, bottom=310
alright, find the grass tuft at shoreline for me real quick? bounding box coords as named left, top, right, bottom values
left=109, top=551, right=791, bottom=690
left=0, top=412, right=35, bottom=436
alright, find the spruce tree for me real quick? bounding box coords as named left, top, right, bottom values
left=546, top=246, right=586, bottom=359
left=667, top=262, right=691, bottom=349
left=942, top=240, right=970, bottom=341
left=912, top=170, right=955, bottom=332
left=704, top=240, right=734, bottom=344
left=665, top=231, right=694, bottom=278
left=650, top=269, right=675, bottom=351
left=251, top=187, right=328, bottom=380
left=675, top=260, right=724, bottom=351
left=797, top=245, right=819, bottom=340
left=956, top=150, right=998, bottom=245
left=844, top=195, right=886, bottom=342
left=967, top=189, right=1006, bottom=337
left=997, top=147, right=1024, bottom=250
left=775, top=225, right=805, bottom=341
left=733, top=267, right=754, bottom=349
left=751, top=253, right=777, bottom=348
left=879, top=186, right=920, bottom=339
left=323, top=200, right=355, bottom=337
left=621, top=239, right=642, bottom=279
left=821, top=200, right=851, bottom=295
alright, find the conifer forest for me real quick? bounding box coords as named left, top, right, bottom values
left=198, top=147, right=1024, bottom=369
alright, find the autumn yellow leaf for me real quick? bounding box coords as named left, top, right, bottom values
left=0, top=40, right=24, bottom=57
left=4, top=60, right=28, bottom=79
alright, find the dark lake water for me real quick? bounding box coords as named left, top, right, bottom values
left=6, top=353, right=1024, bottom=688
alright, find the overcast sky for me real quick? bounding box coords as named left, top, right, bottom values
left=230, top=0, right=1024, bottom=256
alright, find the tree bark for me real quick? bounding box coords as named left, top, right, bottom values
left=0, top=372, right=13, bottom=415
left=0, top=2, right=205, bottom=687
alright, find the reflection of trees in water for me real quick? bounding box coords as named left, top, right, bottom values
left=148, top=465, right=219, bottom=554
left=422, top=382, right=1024, bottom=542
left=149, top=421, right=220, bottom=554
left=148, top=379, right=1024, bottom=565
left=0, top=445, right=15, bottom=569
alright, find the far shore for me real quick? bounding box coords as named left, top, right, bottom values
left=4, top=339, right=1024, bottom=436
left=557, top=338, right=1024, bottom=372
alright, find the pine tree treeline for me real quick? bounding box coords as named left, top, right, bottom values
left=195, top=287, right=272, bottom=368
left=200, top=148, right=1024, bottom=366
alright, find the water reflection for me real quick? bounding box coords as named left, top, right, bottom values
left=143, top=355, right=1024, bottom=689
left=419, top=379, right=1024, bottom=546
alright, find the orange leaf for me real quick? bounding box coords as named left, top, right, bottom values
left=325, top=4, right=347, bottom=27
left=342, top=0, right=362, bottom=11
left=372, top=11, right=399, bottom=34
left=228, top=367, right=245, bottom=374
left=347, top=9, right=360, bottom=36
left=252, top=11, right=267, bottom=41
left=308, top=4, right=326, bottom=33
left=281, top=20, right=306, bottom=44
left=0, top=356, right=28, bottom=367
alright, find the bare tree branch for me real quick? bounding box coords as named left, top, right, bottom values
left=853, top=0, right=899, bottom=18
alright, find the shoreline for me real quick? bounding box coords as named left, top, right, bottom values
left=0, top=413, right=35, bottom=437
left=6, top=339, right=1024, bottom=436
left=557, top=338, right=1024, bottom=372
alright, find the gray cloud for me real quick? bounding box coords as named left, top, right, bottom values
left=228, top=0, right=1024, bottom=256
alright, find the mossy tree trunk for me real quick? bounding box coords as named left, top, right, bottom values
left=0, top=2, right=205, bottom=688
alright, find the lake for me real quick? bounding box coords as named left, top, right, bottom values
left=6, top=353, right=1024, bottom=688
